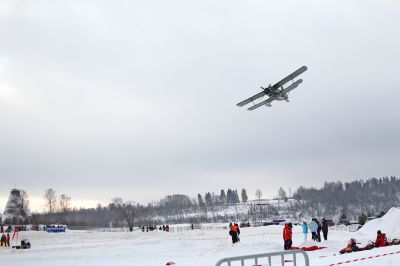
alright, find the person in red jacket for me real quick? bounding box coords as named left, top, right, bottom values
left=339, top=238, right=374, bottom=254
left=375, top=230, right=387, bottom=247
left=283, top=223, right=293, bottom=250
left=5, top=233, right=10, bottom=247
left=229, top=223, right=240, bottom=244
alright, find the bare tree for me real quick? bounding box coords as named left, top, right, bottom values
left=278, top=187, right=288, bottom=202
left=255, top=189, right=262, bottom=203
left=111, top=197, right=136, bottom=231
left=59, top=194, right=72, bottom=212
left=44, top=188, right=57, bottom=214
left=20, top=190, right=30, bottom=218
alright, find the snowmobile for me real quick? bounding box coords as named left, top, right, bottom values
left=12, top=239, right=31, bottom=249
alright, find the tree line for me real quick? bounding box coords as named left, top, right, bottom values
left=3, top=177, right=398, bottom=228
left=292, top=176, right=399, bottom=220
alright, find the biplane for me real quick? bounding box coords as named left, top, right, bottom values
left=237, top=66, right=307, bottom=110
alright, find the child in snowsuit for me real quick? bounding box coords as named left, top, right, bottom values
left=6, top=234, right=10, bottom=247
left=283, top=223, right=293, bottom=250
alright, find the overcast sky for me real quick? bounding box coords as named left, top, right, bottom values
left=0, top=0, right=399, bottom=212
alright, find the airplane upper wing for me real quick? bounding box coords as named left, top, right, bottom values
left=247, top=97, right=274, bottom=111
left=236, top=91, right=267, bottom=107
left=271, top=66, right=307, bottom=90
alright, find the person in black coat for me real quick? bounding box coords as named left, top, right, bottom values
left=0, top=234, right=5, bottom=247
left=316, top=220, right=322, bottom=242
left=229, top=223, right=240, bottom=244
left=322, top=218, right=329, bottom=241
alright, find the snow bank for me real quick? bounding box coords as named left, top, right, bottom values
left=357, top=207, right=400, bottom=240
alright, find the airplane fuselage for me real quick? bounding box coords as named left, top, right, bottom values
left=268, top=88, right=288, bottom=101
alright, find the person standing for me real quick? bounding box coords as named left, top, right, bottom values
left=5, top=233, right=10, bottom=247
left=234, top=223, right=240, bottom=242
left=317, top=221, right=322, bottom=242
left=229, top=223, right=239, bottom=244
left=302, top=221, right=308, bottom=243
left=0, top=234, right=5, bottom=246
left=322, top=218, right=329, bottom=241
left=309, top=219, right=318, bottom=241
left=283, top=223, right=293, bottom=250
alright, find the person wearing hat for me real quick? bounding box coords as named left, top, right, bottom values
left=375, top=230, right=388, bottom=247
left=283, top=223, right=293, bottom=250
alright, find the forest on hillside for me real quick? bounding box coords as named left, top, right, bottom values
left=2, top=176, right=398, bottom=227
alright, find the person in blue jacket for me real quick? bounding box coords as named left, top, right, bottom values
left=309, top=218, right=318, bottom=241
left=302, top=221, right=308, bottom=243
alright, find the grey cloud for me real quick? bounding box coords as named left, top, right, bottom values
left=0, top=0, right=399, bottom=210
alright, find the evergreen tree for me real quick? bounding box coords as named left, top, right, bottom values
left=197, top=194, right=205, bottom=208
left=358, top=212, right=367, bottom=225
left=227, top=189, right=233, bottom=204
left=220, top=189, right=226, bottom=204
left=241, top=188, right=248, bottom=203
left=205, top=192, right=213, bottom=206
left=234, top=190, right=240, bottom=203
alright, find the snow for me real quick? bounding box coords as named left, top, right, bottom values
left=356, top=207, right=400, bottom=240
left=1, top=221, right=400, bottom=265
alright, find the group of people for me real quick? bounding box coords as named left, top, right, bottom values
left=239, top=222, right=251, bottom=228
left=301, top=218, right=329, bottom=243
left=228, top=223, right=241, bottom=244
left=0, top=233, right=10, bottom=247
left=141, top=225, right=170, bottom=232
left=283, top=218, right=329, bottom=250
left=339, top=230, right=399, bottom=254
left=226, top=219, right=400, bottom=255
left=226, top=219, right=330, bottom=249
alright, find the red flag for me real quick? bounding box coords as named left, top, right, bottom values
left=12, top=226, right=19, bottom=241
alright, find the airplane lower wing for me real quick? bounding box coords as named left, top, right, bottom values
left=236, top=91, right=267, bottom=107
left=247, top=97, right=274, bottom=111
left=279, top=79, right=303, bottom=95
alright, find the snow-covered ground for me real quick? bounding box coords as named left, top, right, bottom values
left=2, top=208, right=400, bottom=265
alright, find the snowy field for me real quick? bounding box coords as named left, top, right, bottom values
left=3, top=208, right=400, bottom=266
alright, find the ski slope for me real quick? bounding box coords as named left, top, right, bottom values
left=2, top=208, right=400, bottom=265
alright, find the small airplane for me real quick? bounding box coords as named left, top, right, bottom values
left=237, top=66, right=307, bottom=110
